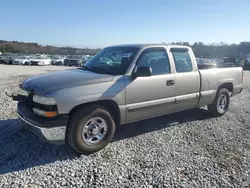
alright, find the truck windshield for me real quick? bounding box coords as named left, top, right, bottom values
left=82, top=47, right=139, bottom=75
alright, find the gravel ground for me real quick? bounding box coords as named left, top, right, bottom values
left=0, top=65, right=250, bottom=188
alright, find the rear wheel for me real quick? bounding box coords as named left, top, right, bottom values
left=67, top=105, right=116, bottom=155
left=207, top=88, right=230, bottom=116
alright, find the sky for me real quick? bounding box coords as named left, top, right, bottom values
left=1, top=0, right=250, bottom=48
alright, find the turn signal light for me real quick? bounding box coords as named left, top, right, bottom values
left=33, top=108, right=57, bottom=117
left=44, top=111, right=58, bottom=118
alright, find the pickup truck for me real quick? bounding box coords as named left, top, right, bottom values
left=12, top=44, right=243, bottom=155
left=51, top=56, right=66, bottom=66
left=64, top=55, right=83, bottom=67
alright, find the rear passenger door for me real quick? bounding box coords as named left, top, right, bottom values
left=170, top=48, right=200, bottom=111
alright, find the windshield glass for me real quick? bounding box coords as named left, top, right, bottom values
left=83, top=47, right=139, bottom=75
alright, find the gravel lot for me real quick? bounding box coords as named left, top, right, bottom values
left=0, top=65, right=250, bottom=188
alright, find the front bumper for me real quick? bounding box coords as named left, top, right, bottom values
left=17, top=101, right=68, bottom=145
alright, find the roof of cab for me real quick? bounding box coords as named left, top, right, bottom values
left=105, top=44, right=190, bottom=49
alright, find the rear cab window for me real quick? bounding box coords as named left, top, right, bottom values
left=171, top=49, right=193, bottom=73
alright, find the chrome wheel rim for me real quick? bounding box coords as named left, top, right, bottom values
left=217, top=94, right=228, bottom=113
left=82, top=117, right=107, bottom=145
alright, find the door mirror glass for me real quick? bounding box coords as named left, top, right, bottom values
left=135, top=66, right=152, bottom=77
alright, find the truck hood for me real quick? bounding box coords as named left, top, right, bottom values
left=21, top=68, right=114, bottom=96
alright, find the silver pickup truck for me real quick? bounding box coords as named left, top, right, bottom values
left=13, top=44, right=243, bottom=154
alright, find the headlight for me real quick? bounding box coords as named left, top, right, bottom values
left=33, top=95, right=56, bottom=105
left=32, top=95, right=57, bottom=117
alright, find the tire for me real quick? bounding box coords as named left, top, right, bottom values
left=207, top=88, right=230, bottom=116
left=67, top=105, right=116, bottom=155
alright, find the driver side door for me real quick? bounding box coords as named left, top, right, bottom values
left=125, top=47, right=176, bottom=122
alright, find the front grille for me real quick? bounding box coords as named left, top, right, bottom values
left=64, top=60, right=71, bottom=66
left=30, top=61, right=39, bottom=65
left=26, top=93, right=34, bottom=111
left=68, top=60, right=80, bottom=66
left=55, top=61, right=63, bottom=65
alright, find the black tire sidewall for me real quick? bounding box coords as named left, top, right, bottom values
left=214, top=89, right=230, bottom=115
left=68, top=106, right=116, bottom=154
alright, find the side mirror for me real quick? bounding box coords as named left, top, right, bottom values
left=135, top=66, right=152, bottom=77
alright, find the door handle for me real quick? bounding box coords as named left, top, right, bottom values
left=166, top=80, right=175, bottom=86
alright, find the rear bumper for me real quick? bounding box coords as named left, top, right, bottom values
left=240, top=87, right=243, bottom=93
left=17, top=101, right=68, bottom=144
left=232, top=84, right=243, bottom=96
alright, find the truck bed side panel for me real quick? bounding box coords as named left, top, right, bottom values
left=197, top=67, right=243, bottom=107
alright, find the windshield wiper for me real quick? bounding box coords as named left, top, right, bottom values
left=91, top=66, right=116, bottom=75
left=80, top=65, right=116, bottom=75
left=80, top=65, right=93, bottom=72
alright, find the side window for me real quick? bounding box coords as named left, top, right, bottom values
left=171, top=50, right=193, bottom=73
left=137, top=48, right=171, bottom=75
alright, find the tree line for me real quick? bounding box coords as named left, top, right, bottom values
left=170, top=41, right=250, bottom=58
left=0, top=40, right=100, bottom=55
left=0, top=40, right=250, bottom=58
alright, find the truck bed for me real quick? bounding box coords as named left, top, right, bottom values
left=197, top=67, right=243, bottom=107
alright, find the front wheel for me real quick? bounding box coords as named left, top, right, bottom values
left=207, top=88, right=230, bottom=116
left=67, top=105, right=116, bottom=155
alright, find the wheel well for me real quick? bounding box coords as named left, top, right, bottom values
left=218, top=82, right=233, bottom=93
left=69, top=100, right=121, bottom=126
